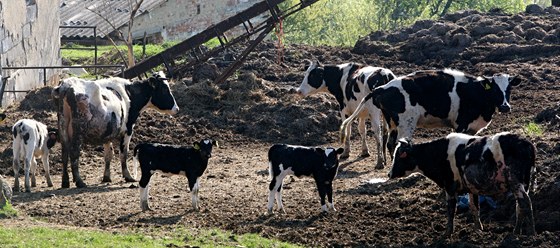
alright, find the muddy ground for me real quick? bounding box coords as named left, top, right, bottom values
left=1, top=6, right=560, bottom=247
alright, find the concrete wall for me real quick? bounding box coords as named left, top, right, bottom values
left=0, top=0, right=61, bottom=107
left=126, top=0, right=264, bottom=42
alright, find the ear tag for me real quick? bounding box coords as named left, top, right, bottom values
left=484, top=83, right=492, bottom=90
left=194, top=144, right=200, bottom=150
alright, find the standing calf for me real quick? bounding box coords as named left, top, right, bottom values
left=133, top=139, right=217, bottom=211
left=12, top=119, right=59, bottom=192
left=267, top=144, right=344, bottom=214
left=388, top=132, right=536, bottom=237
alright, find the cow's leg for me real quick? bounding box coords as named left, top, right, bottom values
left=444, top=193, right=457, bottom=238
left=102, top=143, right=113, bottom=182
left=316, top=181, right=328, bottom=213
left=139, top=174, right=152, bottom=211
left=267, top=174, right=279, bottom=214
left=119, top=135, right=136, bottom=182
left=41, top=154, right=53, bottom=187
left=12, top=148, right=21, bottom=192
left=357, top=117, right=370, bottom=158
left=340, top=114, right=351, bottom=159
left=370, top=109, right=385, bottom=169
left=276, top=183, right=284, bottom=213
left=512, top=184, right=535, bottom=235
left=30, top=157, right=37, bottom=188
left=23, top=148, right=34, bottom=192
left=69, top=139, right=86, bottom=188
left=326, top=182, right=336, bottom=212
left=61, top=143, right=70, bottom=188
left=469, top=193, right=483, bottom=231
left=188, top=176, right=201, bottom=211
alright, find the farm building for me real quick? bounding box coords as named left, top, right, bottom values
left=0, top=0, right=61, bottom=107
left=60, top=0, right=263, bottom=44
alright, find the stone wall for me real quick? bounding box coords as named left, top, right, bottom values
left=126, top=0, right=264, bottom=43
left=0, top=0, right=61, bottom=107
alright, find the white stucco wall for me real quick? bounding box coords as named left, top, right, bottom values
left=124, top=0, right=263, bottom=42
left=0, top=0, right=61, bottom=107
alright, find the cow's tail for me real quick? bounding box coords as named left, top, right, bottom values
left=339, top=93, right=376, bottom=144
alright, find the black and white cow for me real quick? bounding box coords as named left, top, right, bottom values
left=297, top=60, right=395, bottom=169
left=133, top=139, right=217, bottom=211
left=267, top=144, right=344, bottom=214
left=51, top=72, right=179, bottom=188
left=12, top=119, right=59, bottom=192
left=340, top=69, right=521, bottom=154
left=389, top=132, right=536, bottom=237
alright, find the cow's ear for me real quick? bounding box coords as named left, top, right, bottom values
left=193, top=142, right=201, bottom=150
left=336, top=148, right=344, bottom=155
left=48, top=132, right=58, bottom=141
left=399, top=151, right=408, bottom=159
left=315, top=148, right=324, bottom=154
left=212, top=140, right=219, bottom=148
left=509, top=76, right=521, bottom=86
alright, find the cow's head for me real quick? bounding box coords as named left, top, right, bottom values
left=318, top=147, right=344, bottom=169
left=148, top=71, right=180, bottom=114
left=47, top=128, right=60, bottom=149
left=482, top=74, right=521, bottom=113
left=194, top=139, right=218, bottom=159
left=296, top=60, right=325, bottom=96
left=388, top=138, right=421, bottom=179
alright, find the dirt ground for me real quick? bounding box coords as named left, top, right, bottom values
left=2, top=6, right=560, bottom=247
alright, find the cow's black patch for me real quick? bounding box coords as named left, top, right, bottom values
left=367, top=70, right=388, bottom=91
left=307, top=67, right=324, bottom=89
left=323, top=66, right=345, bottom=110
left=102, top=95, right=109, bottom=101
left=103, top=112, right=118, bottom=138
left=37, top=124, right=43, bottom=148
left=149, top=77, right=176, bottom=111
left=344, top=63, right=363, bottom=102
left=401, top=71, right=454, bottom=119
left=23, top=132, right=30, bottom=145
left=496, top=134, right=536, bottom=188
left=455, top=77, right=496, bottom=133
left=12, top=127, right=18, bottom=139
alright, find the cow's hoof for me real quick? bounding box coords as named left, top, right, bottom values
left=374, top=163, right=385, bottom=170
left=359, top=152, right=371, bottom=158
left=76, top=180, right=87, bottom=188
left=12, top=187, right=20, bottom=193
left=25, top=188, right=31, bottom=193
left=102, top=176, right=112, bottom=183
left=124, top=176, right=137, bottom=183
left=61, top=181, right=70, bottom=188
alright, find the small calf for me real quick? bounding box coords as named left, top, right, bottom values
left=12, top=119, right=59, bottom=192
left=267, top=144, right=344, bottom=214
left=133, top=139, right=217, bottom=211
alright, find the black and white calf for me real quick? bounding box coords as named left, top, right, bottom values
left=389, top=132, right=536, bottom=237
left=267, top=144, right=344, bottom=214
left=51, top=71, right=179, bottom=188
left=341, top=69, right=521, bottom=154
left=12, top=119, right=59, bottom=192
left=133, top=139, right=217, bottom=211
left=297, top=60, right=395, bottom=169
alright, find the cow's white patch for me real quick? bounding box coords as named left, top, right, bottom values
left=446, top=133, right=478, bottom=184
left=203, top=140, right=211, bottom=145
left=366, top=178, right=388, bottom=184
left=444, top=68, right=468, bottom=83
left=325, top=148, right=334, bottom=157
left=297, top=61, right=324, bottom=96
left=493, top=74, right=512, bottom=106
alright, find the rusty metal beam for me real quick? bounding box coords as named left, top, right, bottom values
left=123, top=0, right=287, bottom=79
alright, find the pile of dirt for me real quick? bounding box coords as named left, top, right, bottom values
left=353, top=5, right=560, bottom=66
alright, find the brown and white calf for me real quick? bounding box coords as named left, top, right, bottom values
left=389, top=132, right=536, bottom=237
left=51, top=72, right=179, bottom=188
left=133, top=139, right=217, bottom=211
left=267, top=144, right=344, bottom=214
left=341, top=69, right=521, bottom=155
left=12, top=119, right=59, bottom=192
left=297, top=60, right=395, bottom=169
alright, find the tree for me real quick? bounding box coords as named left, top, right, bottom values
left=87, top=0, right=145, bottom=68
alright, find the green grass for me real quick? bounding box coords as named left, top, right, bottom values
left=525, top=122, right=543, bottom=136
left=61, top=41, right=180, bottom=63
left=0, top=201, right=18, bottom=218
left=0, top=226, right=300, bottom=248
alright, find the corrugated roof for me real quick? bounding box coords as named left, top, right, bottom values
left=60, top=0, right=165, bottom=39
